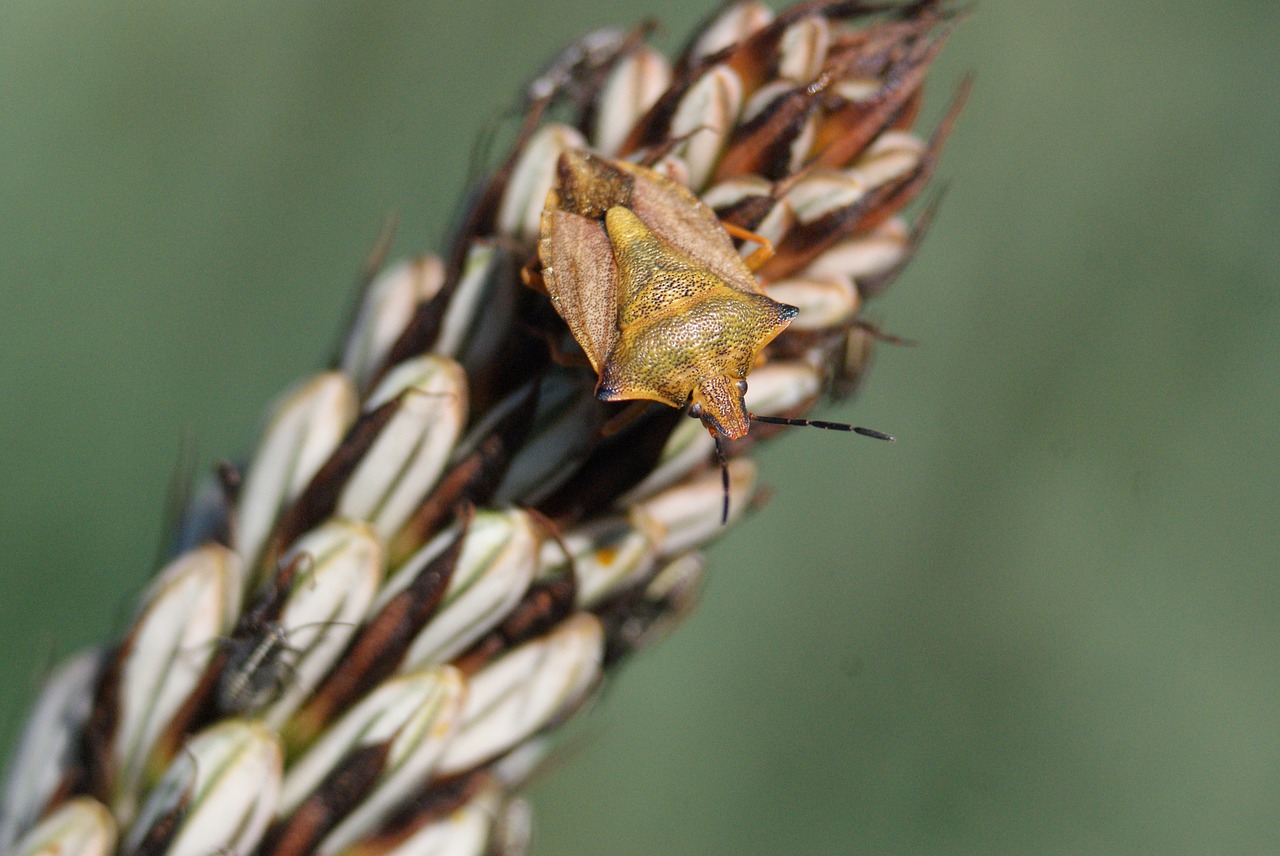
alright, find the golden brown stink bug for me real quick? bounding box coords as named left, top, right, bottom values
left=538, top=149, right=788, bottom=439
left=536, top=149, right=890, bottom=515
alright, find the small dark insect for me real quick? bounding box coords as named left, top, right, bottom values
left=212, top=551, right=352, bottom=716
left=216, top=621, right=302, bottom=716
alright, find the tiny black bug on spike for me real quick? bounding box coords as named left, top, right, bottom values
left=216, top=622, right=302, bottom=716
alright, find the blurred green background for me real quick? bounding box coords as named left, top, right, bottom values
left=1, top=2, right=1277, bottom=853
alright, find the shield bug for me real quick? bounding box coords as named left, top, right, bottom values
left=537, top=150, right=892, bottom=427
left=538, top=149, right=791, bottom=440
left=536, top=149, right=890, bottom=520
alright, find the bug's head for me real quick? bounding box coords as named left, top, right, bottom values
left=688, top=374, right=750, bottom=440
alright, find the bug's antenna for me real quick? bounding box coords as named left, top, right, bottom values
left=749, top=414, right=895, bottom=442
left=713, top=433, right=731, bottom=525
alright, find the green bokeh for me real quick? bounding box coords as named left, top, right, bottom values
left=1, top=2, right=1276, bottom=853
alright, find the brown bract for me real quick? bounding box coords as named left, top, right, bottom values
left=538, top=149, right=797, bottom=439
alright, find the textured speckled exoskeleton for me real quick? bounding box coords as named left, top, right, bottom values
left=539, top=149, right=797, bottom=440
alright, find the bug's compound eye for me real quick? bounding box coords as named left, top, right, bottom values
left=736, top=380, right=748, bottom=394
left=688, top=402, right=704, bottom=419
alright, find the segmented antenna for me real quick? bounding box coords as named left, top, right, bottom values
left=750, top=414, right=895, bottom=442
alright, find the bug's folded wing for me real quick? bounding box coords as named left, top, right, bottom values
left=539, top=208, right=621, bottom=375
left=621, top=164, right=763, bottom=298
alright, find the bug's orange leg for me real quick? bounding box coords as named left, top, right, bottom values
left=517, top=319, right=593, bottom=368
left=599, top=400, right=655, bottom=437
left=520, top=257, right=548, bottom=294
left=721, top=221, right=775, bottom=272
